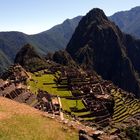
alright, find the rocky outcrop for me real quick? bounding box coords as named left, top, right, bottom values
left=66, top=8, right=140, bottom=97
left=52, top=50, right=76, bottom=66
left=14, top=44, right=47, bottom=72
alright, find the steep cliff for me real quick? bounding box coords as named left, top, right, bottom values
left=66, top=8, right=140, bottom=97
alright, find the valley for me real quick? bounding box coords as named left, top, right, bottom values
left=0, top=4, right=140, bottom=140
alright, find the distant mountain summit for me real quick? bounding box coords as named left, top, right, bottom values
left=0, top=16, right=82, bottom=72
left=31, top=16, right=82, bottom=53
left=66, top=8, right=140, bottom=97
left=0, top=6, right=140, bottom=73
left=110, top=6, right=140, bottom=38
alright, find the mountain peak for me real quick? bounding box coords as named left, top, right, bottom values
left=15, top=43, right=38, bottom=59
left=66, top=8, right=140, bottom=97
left=14, top=44, right=47, bottom=72
left=85, top=8, right=108, bottom=22
left=21, top=43, right=33, bottom=50
left=131, top=6, right=140, bottom=12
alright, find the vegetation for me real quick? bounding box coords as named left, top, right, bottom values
left=28, top=69, right=140, bottom=125
left=111, top=89, right=140, bottom=123
left=28, top=70, right=86, bottom=116
left=0, top=16, right=82, bottom=72
left=0, top=97, right=78, bottom=140
left=0, top=50, right=11, bottom=73
left=110, top=6, right=140, bottom=38
left=52, top=50, right=76, bottom=66
left=14, top=44, right=47, bottom=72
left=61, top=98, right=85, bottom=112
left=28, top=72, right=72, bottom=96
left=125, top=126, right=140, bottom=140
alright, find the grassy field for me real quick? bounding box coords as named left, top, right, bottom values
left=28, top=71, right=86, bottom=116
left=0, top=97, right=78, bottom=140
left=28, top=73, right=72, bottom=96
left=61, top=98, right=85, bottom=112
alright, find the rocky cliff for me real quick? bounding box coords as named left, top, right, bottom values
left=66, top=8, right=140, bottom=97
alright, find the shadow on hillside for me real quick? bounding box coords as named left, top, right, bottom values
left=43, top=82, right=55, bottom=85
left=52, top=86, right=69, bottom=91
left=72, top=108, right=88, bottom=113
left=78, top=112, right=95, bottom=118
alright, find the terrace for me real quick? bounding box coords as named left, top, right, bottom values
left=2, top=64, right=140, bottom=129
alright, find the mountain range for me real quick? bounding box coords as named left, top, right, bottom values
left=1, top=6, right=140, bottom=140
left=109, top=6, right=140, bottom=38
left=0, top=6, right=140, bottom=73
left=0, top=16, right=81, bottom=72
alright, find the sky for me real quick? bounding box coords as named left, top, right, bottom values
left=0, top=0, right=139, bottom=34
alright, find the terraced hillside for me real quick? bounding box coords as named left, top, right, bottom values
left=0, top=65, right=38, bottom=107
left=0, top=65, right=105, bottom=140
left=28, top=70, right=86, bottom=117
left=27, top=66, right=140, bottom=129
left=1, top=64, right=140, bottom=139
left=111, top=89, right=140, bottom=124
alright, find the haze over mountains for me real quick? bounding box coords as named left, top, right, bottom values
left=0, top=6, right=140, bottom=73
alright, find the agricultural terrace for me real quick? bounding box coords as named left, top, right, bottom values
left=28, top=68, right=140, bottom=127
left=111, top=89, right=140, bottom=124
left=27, top=70, right=86, bottom=117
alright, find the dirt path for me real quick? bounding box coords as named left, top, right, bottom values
left=57, top=96, right=64, bottom=120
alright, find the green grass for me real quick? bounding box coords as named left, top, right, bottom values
left=0, top=115, right=78, bottom=140
left=28, top=71, right=140, bottom=125
left=28, top=71, right=86, bottom=117
left=82, top=117, right=96, bottom=121
left=61, top=98, right=85, bottom=112
left=111, top=90, right=140, bottom=124
left=0, top=97, right=78, bottom=140
left=28, top=73, right=72, bottom=97
left=74, top=111, right=91, bottom=116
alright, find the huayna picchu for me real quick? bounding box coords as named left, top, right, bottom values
left=66, top=8, right=140, bottom=98
left=0, top=4, right=140, bottom=140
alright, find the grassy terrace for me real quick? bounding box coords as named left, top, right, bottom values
left=28, top=72, right=72, bottom=96
left=27, top=70, right=140, bottom=126
left=27, top=70, right=86, bottom=117
left=61, top=98, right=85, bottom=112
left=111, top=90, right=140, bottom=124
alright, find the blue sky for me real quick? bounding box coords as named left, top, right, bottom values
left=0, top=0, right=140, bottom=34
